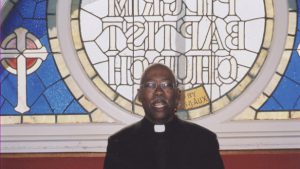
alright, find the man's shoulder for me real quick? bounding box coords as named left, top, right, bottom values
left=108, top=121, right=142, bottom=142
left=178, top=118, right=216, bottom=138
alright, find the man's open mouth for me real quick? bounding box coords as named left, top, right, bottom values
left=151, top=99, right=168, bottom=109
left=153, top=102, right=165, bottom=108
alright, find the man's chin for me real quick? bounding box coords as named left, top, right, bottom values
left=149, top=111, right=171, bottom=124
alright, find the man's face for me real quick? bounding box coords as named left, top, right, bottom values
left=138, top=66, right=180, bottom=124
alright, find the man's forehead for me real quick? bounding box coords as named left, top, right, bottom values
left=142, top=65, right=175, bottom=82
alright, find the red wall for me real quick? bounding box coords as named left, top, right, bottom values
left=1, top=150, right=300, bottom=169
left=221, top=150, right=300, bottom=169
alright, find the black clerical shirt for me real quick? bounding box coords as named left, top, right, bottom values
left=104, top=117, right=224, bottom=169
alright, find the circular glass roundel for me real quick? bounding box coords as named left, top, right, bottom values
left=72, top=0, right=273, bottom=119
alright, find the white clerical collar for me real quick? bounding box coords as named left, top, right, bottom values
left=154, top=124, right=165, bottom=133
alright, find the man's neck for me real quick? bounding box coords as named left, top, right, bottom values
left=146, top=116, right=175, bottom=125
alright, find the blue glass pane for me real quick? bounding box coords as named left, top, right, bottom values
left=28, top=95, right=53, bottom=114
left=44, top=80, right=74, bottom=114
left=27, top=73, right=46, bottom=106
left=261, top=77, right=300, bottom=110
left=285, top=51, right=300, bottom=84
left=34, top=1, right=47, bottom=19
left=294, top=15, right=300, bottom=48
left=0, top=100, right=19, bottom=115
left=36, top=55, right=61, bottom=87
left=0, top=96, right=4, bottom=108
left=1, top=74, right=17, bottom=106
left=40, top=34, right=51, bottom=51
left=64, top=100, right=87, bottom=114
left=1, top=11, right=23, bottom=39
left=0, top=67, right=9, bottom=81
left=294, top=96, right=300, bottom=109
left=16, top=0, right=36, bottom=18
left=260, top=96, right=283, bottom=111
left=23, top=19, right=47, bottom=38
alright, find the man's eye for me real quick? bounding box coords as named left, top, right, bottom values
left=144, top=82, right=156, bottom=88
left=161, top=82, right=173, bottom=88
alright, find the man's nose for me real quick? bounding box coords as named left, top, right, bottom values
left=154, top=84, right=163, bottom=95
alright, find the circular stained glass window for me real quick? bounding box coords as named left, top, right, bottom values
left=71, top=0, right=273, bottom=119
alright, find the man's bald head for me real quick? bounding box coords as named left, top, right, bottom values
left=140, top=64, right=177, bottom=86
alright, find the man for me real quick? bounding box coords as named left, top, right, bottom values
left=104, top=64, right=224, bottom=169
